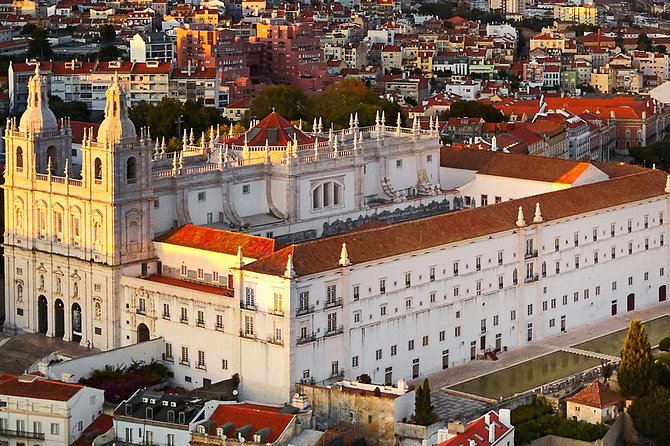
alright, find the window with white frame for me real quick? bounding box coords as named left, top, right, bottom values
left=312, top=181, right=344, bottom=210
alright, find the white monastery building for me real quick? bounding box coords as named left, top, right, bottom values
left=4, top=65, right=670, bottom=405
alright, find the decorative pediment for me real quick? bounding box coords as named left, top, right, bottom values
left=70, top=270, right=81, bottom=280
left=36, top=263, right=47, bottom=273
left=53, top=267, right=64, bottom=277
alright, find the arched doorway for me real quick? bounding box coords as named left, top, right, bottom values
left=137, top=323, right=150, bottom=343
left=46, top=146, right=57, bottom=175
left=37, top=295, right=48, bottom=334
left=54, top=299, right=65, bottom=338
left=71, top=303, right=82, bottom=343
left=627, top=293, right=635, bottom=312
left=660, top=285, right=667, bottom=302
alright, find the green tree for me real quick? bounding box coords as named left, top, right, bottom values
left=638, top=34, right=653, bottom=51
left=250, top=84, right=309, bottom=122
left=27, top=27, right=54, bottom=60
left=21, top=23, right=36, bottom=36
left=309, top=78, right=400, bottom=130
left=628, top=387, right=670, bottom=445
left=97, top=45, right=123, bottom=61
left=128, top=100, right=152, bottom=131
left=413, top=379, right=438, bottom=425
left=618, top=319, right=653, bottom=397
left=48, top=95, right=90, bottom=121
left=439, top=100, right=505, bottom=122
left=99, top=24, right=116, bottom=44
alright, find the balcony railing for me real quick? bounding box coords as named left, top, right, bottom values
left=324, top=325, right=344, bottom=337
left=179, top=358, right=190, bottom=366
left=297, top=333, right=316, bottom=344
left=0, top=429, right=45, bottom=440
left=136, top=308, right=146, bottom=315
left=268, top=308, right=284, bottom=317
left=524, top=250, right=538, bottom=259
left=162, top=353, right=174, bottom=363
left=296, top=305, right=315, bottom=316
left=240, top=302, right=256, bottom=311
left=239, top=329, right=256, bottom=339
left=267, top=335, right=284, bottom=346
left=324, top=297, right=343, bottom=309
left=196, top=363, right=207, bottom=371
left=524, top=274, right=539, bottom=283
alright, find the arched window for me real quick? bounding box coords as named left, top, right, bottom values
left=16, top=146, right=23, bottom=170
left=311, top=181, right=344, bottom=210
left=126, top=157, right=137, bottom=183
left=625, top=129, right=631, bottom=140
left=94, top=158, right=102, bottom=180
left=47, top=146, right=57, bottom=175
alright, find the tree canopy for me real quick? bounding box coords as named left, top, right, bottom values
left=413, top=379, right=438, bottom=426
left=48, top=95, right=91, bottom=121
left=128, top=98, right=226, bottom=141
left=439, top=100, right=505, bottom=122
left=27, top=26, right=53, bottom=60
left=618, top=319, right=653, bottom=397
left=250, top=84, right=309, bottom=122
left=628, top=387, right=670, bottom=445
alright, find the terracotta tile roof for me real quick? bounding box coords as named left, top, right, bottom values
left=568, top=381, right=623, bottom=408
left=230, top=112, right=316, bottom=147
left=0, top=374, right=84, bottom=401
left=70, top=121, right=100, bottom=144
left=246, top=167, right=667, bottom=277
left=144, top=275, right=234, bottom=296
left=155, top=224, right=276, bottom=259
left=441, top=147, right=595, bottom=184
left=439, top=411, right=512, bottom=446
left=71, top=414, right=113, bottom=446
left=206, top=403, right=294, bottom=442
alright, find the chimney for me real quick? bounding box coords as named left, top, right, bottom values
left=499, top=409, right=511, bottom=427
left=468, top=440, right=476, bottom=446
left=488, top=422, right=496, bottom=444
left=484, top=414, right=491, bottom=426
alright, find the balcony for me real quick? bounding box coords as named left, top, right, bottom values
left=0, top=429, right=45, bottom=440
left=524, top=250, right=538, bottom=260
left=324, top=325, right=344, bottom=337
left=136, top=308, right=146, bottom=315
left=268, top=308, right=284, bottom=317
left=239, top=329, right=256, bottom=339
left=196, top=320, right=205, bottom=328
left=324, top=297, right=343, bottom=309
left=180, top=317, right=188, bottom=324
left=296, top=305, right=315, bottom=316
left=196, top=363, right=207, bottom=371
left=267, top=335, right=284, bottom=346
left=297, top=333, right=316, bottom=344
left=179, top=358, right=190, bottom=367
left=162, top=353, right=174, bottom=363
left=524, top=274, right=539, bottom=283
left=162, top=313, right=170, bottom=320
left=240, top=302, right=256, bottom=311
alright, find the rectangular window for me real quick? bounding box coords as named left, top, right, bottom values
left=611, top=223, right=616, bottom=237
left=405, top=272, right=411, bottom=288
left=245, top=287, right=255, bottom=307
left=327, top=312, right=337, bottom=332
left=594, top=251, right=599, bottom=264
left=476, top=281, right=482, bottom=295
left=555, top=261, right=560, bottom=274
left=628, top=220, right=632, bottom=233
left=181, top=346, right=189, bottom=363
left=51, top=423, right=59, bottom=435
left=475, top=256, right=481, bottom=271
left=629, top=276, right=633, bottom=285
left=352, top=356, right=359, bottom=367
left=551, top=298, right=556, bottom=308
left=216, top=314, right=223, bottom=329
left=612, top=281, right=617, bottom=290
left=197, top=350, right=205, bottom=368
left=510, top=310, right=516, bottom=320
left=439, top=330, right=445, bottom=341
left=574, top=233, right=579, bottom=247
left=405, top=298, right=412, bottom=308
left=554, top=238, right=560, bottom=252
left=645, top=272, right=649, bottom=281
left=453, top=287, right=459, bottom=297
left=645, top=238, right=649, bottom=250
left=376, top=349, right=382, bottom=360
left=527, top=304, right=533, bottom=316
left=455, top=326, right=461, bottom=336
left=660, top=212, right=664, bottom=224
left=408, top=339, right=415, bottom=350
left=242, top=184, right=250, bottom=194
left=180, top=265, right=187, bottom=276
left=430, top=292, right=436, bottom=303
left=612, top=246, right=616, bottom=259
left=180, top=307, right=188, bottom=323
left=498, top=276, right=504, bottom=289
left=380, top=305, right=386, bottom=316
left=197, top=268, right=204, bottom=279
left=593, top=228, right=598, bottom=241
left=549, top=318, right=555, bottom=328
left=480, top=319, right=486, bottom=333
left=197, top=310, right=204, bottom=326
left=273, top=292, right=283, bottom=313
left=429, top=266, right=435, bottom=282
left=422, top=335, right=429, bottom=346
left=661, top=267, right=665, bottom=276
left=584, top=289, right=590, bottom=299
left=498, top=251, right=503, bottom=265
left=480, top=194, right=488, bottom=206
left=198, top=191, right=206, bottom=202
left=354, top=312, right=361, bottom=323
left=644, top=215, right=649, bottom=229
left=542, top=301, right=548, bottom=311
left=244, top=315, right=254, bottom=335
left=326, top=284, right=337, bottom=304
left=493, top=315, right=499, bottom=326
left=661, top=234, right=665, bottom=246
left=353, top=285, right=360, bottom=301
left=575, top=257, right=580, bottom=269
left=212, top=271, right=219, bottom=283
left=453, top=262, right=459, bottom=276
left=596, top=286, right=600, bottom=296
left=391, top=345, right=397, bottom=356
left=563, top=295, right=568, bottom=305
left=222, top=359, right=228, bottom=370
left=574, top=292, right=579, bottom=302
left=379, top=279, right=386, bottom=294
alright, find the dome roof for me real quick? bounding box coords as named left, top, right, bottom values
left=18, top=65, right=58, bottom=134
left=97, top=73, right=137, bottom=146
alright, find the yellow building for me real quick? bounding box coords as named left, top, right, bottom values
left=553, top=5, right=598, bottom=25
left=530, top=33, right=566, bottom=52
left=194, top=8, right=220, bottom=27
left=590, top=66, right=613, bottom=93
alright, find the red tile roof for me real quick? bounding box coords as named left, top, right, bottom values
left=206, top=403, right=294, bottom=442
left=567, top=381, right=623, bottom=408
left=246, top=165, right=665, bottom=277
left=144, top=275, right=234, bottom=296
left=0, top=374, right=84, bottom=401
left=71, top=414, right=113, bottom=446
left=155, top=224, right=277, bottom=259
left=438, top=411, right=512, bottom=446
left=70, top=121, right=100, bottom=144
left=230, top=112, right=316, bottom=147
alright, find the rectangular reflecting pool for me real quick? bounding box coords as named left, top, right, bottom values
left=574, top=316, right=670, bottom=357
left=448, top=351, right=602, bottom=400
